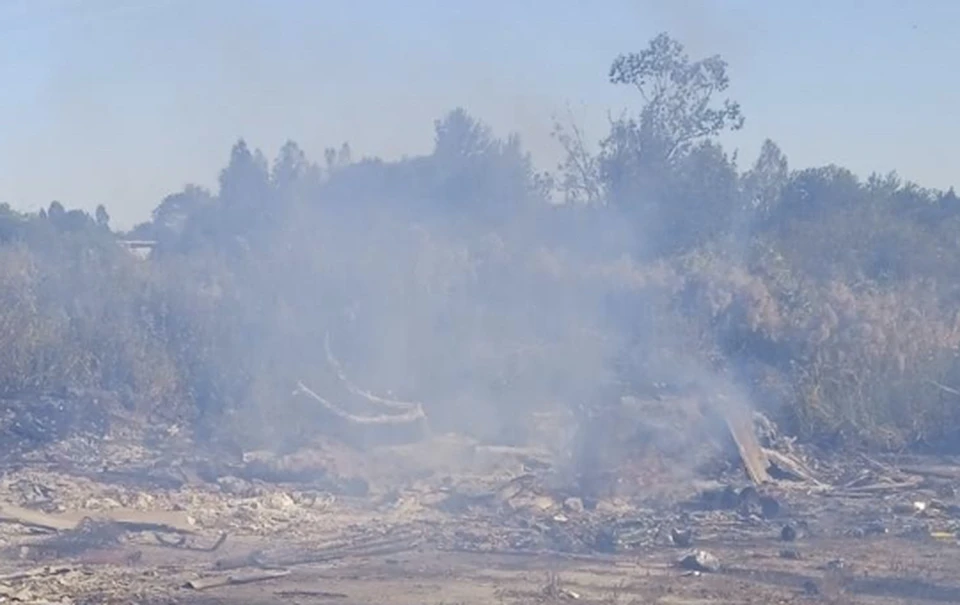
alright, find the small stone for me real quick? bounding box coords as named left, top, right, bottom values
left=670, top=528, right=693, bottom=547
left=677, top=550, right=720, bottom=573
left=781, top=524, right=797, bottom=541
left=759, top=495, right=780, bottom=519
left=563, top=497, right=584, bottom=513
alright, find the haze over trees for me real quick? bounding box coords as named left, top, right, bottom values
left=2, top=33, right=959, bottom=452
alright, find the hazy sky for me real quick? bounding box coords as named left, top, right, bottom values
left=1, top=0, right=957, bottom=229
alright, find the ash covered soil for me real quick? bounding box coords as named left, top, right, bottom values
left=2, top=396, right=960, bottom=605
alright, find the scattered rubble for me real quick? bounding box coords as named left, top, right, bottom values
left=0, top=388, right=959, bottom=602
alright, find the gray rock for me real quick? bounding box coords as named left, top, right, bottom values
left=677, top=549, right=720, bottom=573
left=217, top=475, right=254, bottom=497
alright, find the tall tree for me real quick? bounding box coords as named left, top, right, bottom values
left=147, top=185, right=214, bottom=244
left=742, top=139, right=789, bottom=220
left=95, top=204, right=111, bottom=229
left=219, top=140, right=271, bottom=210
left=430, top=108, right=538, bottom=224
left=607, top=32, right=745, bottom=164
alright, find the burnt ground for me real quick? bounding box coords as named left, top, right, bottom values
left=2, top=405, right=960, bottom=604
left=184, top=537, right=960, bottom=605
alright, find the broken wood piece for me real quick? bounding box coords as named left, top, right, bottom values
left=763, top=448, right=830, bottom=488
left=724, top=411, right=770, bottom=485
left=185, top=569, right=291, bottom=590
left=0, top=502, right=195, bottom=535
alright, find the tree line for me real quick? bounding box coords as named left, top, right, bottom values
left=2, top=33, right=959, bottom=451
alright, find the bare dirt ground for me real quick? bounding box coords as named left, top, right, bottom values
left=3, top=400, right=960, bottom=604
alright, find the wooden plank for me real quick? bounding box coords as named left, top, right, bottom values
left=0, top=502, right=195, bottom=534
left=724, top=411, right=770, bottom=485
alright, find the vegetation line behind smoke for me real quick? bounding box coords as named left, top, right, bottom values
left=1, top=32, right=958, bottom=453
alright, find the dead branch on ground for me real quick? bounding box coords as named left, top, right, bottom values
left=293, top=382, right=425, bottom=425
left=323, top=332, right=425, bottom=414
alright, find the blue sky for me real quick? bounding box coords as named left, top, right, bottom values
left=1, top=0, right=957, bottom=228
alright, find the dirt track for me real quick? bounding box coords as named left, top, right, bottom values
left=162, top=538, right=960, bottom=605
left=36, top=529, right=960, bottom=604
